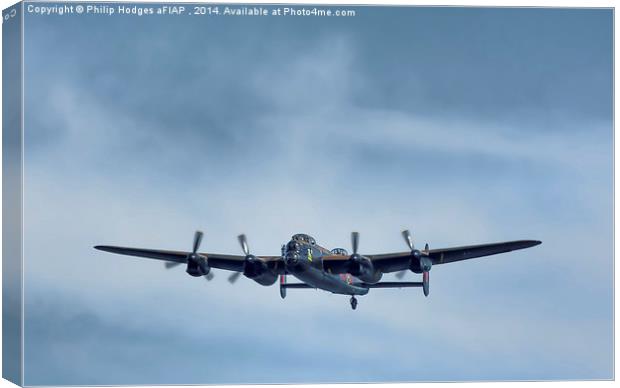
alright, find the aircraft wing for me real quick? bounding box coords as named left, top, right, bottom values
left=94, top=245, right=281, bottom=272
left=428, top=240, right=541, bottom=265
left=322, top=240, right=541, bottom=274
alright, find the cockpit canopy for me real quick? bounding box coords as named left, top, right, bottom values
left=291, top=234, right=316, bottom=245
left=330, top=248, right=349, bottom=256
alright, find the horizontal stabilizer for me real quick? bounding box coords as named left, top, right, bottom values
left=360, top=282, right=423, bottom=288
left=281, top=283, right=316, bottom=289
left=281, top=282, right=423, bottom=290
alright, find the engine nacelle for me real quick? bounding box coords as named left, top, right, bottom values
left=350, top=256, right=382, bottom=283
left=409, top=252, right=432, bottom=274
left=186, top=255, right=210, bottom=277
left=243, top=256, right=278, bottom=286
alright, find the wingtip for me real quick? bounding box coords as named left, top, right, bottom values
left=523, top=240, right=542, bottom=248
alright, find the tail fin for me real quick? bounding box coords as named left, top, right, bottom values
left=279, top=274, right=287, bottom=299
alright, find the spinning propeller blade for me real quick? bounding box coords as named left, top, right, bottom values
left=351, top=232, right=360, bottom=255
left=402, top=229, right=431, bottom=296
left=193, top=230, right=203, bottom=254
left=233, top=234, right=256, bottom=283
left=238, top=234, right=250, bottom=256
left=228, top=271, right=242, bottom=284
left=166, top=232, right=204, bottom=270
left=402, top=229, right=414, bottom=251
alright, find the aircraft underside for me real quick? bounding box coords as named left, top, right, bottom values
left=288, top=265, right=370, bottom=296
left=281, top=248, right=425, bottom=309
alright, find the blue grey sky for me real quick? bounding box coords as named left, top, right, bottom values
left=21, top=4, right=612, bottom=385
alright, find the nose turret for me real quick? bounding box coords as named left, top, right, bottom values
left=285, top=240, right=301, bottom=265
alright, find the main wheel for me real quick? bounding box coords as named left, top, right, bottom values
left=350, top=296, right=358, bottom=310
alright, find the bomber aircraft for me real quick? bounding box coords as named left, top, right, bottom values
left=95, top=231, right=541, bottom=309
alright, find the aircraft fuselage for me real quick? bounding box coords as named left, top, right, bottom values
left=283, top=234, right=369, bottom=296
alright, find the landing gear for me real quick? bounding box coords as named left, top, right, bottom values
left=350, top=296, right=358, bottom=310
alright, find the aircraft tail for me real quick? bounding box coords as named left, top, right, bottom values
left=280, top=281, right=423, bottom=290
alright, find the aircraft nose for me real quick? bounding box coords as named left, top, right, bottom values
left=285, top=240, right=301, bottom=266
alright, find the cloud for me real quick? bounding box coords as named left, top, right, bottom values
left=21, top=9, right=613, bottom=384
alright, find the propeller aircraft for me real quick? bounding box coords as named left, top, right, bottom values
left=95, top=231, right=541, bottom=310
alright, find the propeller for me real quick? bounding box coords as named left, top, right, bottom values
left=401, top=229, right=431, bottom=297
left=238, top=234, right=250, bottom=256
left=194, top=231, right=214, bottom=281
left=233, top=234, right=275, bottom=285
left=230, top=234, right=257, bottom=283
left=396, top=230, right=414, bottom=279
left=192, top=230, right=203, bottom=255
left=402, top=229, right=415, bottom=251
left=164, top=231, right=213, bottom=281
left=185, top=230, right=212, bottom=280
left=346, top=231, right=381, bottom=283
left=227, top=234, right=248, bottom=283
left=349, top=231, right=363, bottom=266
left=228, top=271, right=242, bottom=284
left=351, top=232, right=360, bottom=257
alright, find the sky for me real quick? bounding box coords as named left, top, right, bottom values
left=19, top=4, right=613, bottom=385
